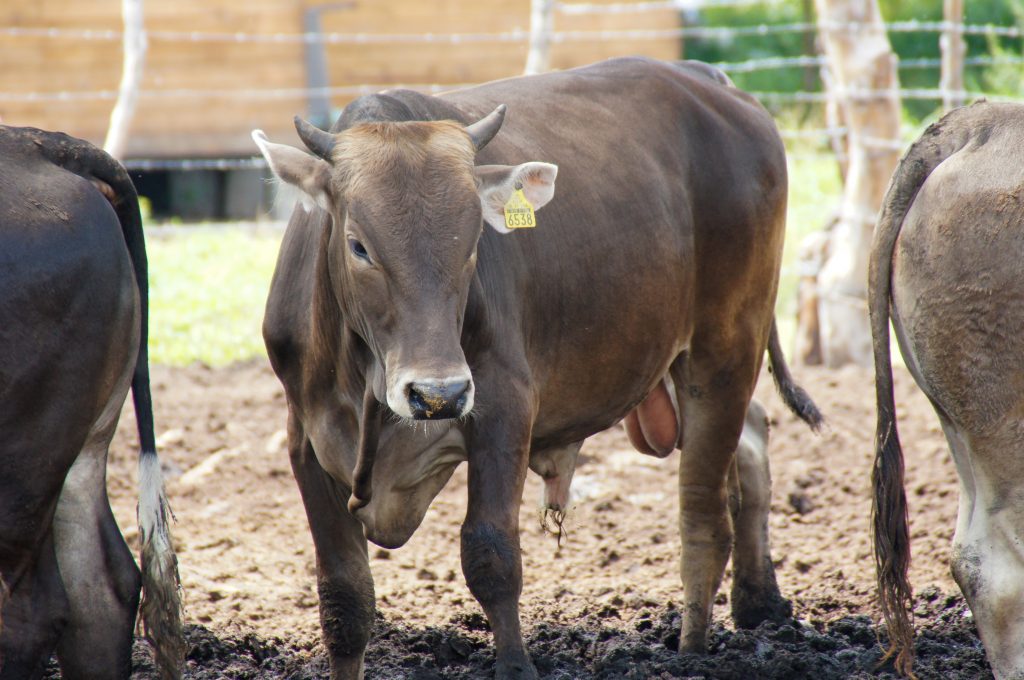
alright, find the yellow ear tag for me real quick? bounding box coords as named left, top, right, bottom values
left=503, top=189, right=536, bottom=229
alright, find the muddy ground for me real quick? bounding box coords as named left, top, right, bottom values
left=70, top=361, right=989, bottom=678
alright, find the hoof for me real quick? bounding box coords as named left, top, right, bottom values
left=731, top=587, right=793, bottom=629
left=496, top=655, right=539, bottom=679
left=678, top=633, right=708, bottom=655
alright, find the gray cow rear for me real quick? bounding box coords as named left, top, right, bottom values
left=870, top=101, right=1024, bottom=678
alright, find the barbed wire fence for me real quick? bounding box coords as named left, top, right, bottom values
left=2, top=0, right=1021, bottom=171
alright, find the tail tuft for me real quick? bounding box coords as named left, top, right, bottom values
left=771, top=370, right=824, bottom=432
left=138, top=452, right=185, bottom=680
left=767, top=319, right=824, bottom=431
left=871, top=414, right=915, bottom=678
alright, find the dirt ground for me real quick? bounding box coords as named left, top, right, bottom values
left=82, top=360, right=989, bottom=678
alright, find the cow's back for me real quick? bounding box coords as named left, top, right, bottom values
left=265, top=57, right=790, bottom=449
left=443, top=58, right=788, bottom=443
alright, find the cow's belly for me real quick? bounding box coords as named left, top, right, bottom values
left=526, top=274, right=692, bottom=448
left=528, top=314, right=689, bottom=450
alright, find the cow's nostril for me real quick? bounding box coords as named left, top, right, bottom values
left=443, top=380, right=471, bottom=403
left=406, top=380, right=471, bottom=420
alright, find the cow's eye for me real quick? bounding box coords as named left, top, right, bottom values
left=349, top=238, right=372, bottom=264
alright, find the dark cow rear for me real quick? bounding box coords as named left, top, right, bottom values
left=0, top=127, right=183, bottom=679
left=256, top=57, right=820, bottom=679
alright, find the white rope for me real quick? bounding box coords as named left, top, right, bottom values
left=555, top=0, right=780, bottom=15
left=0, top=83, right=476, bottom=103
left=749, top=87, right=1021, bottom=104
left=1, top=20, right=1020, bottom=44
left=3, top=84, right=1017, bottom=105
left=123, top=157, right=268, bottom=171
left=0, top=26, right=532, bottom=45
left=779, top=127, right=848, bottom=140
left=715, top=55, right=825, bottom=73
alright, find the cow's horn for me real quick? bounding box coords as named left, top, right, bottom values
left=294, top=115, right=336, bottom=160
left=465, top=104, right=507, bottom=152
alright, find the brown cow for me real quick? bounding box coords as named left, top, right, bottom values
left=0, top=127, right=183, bottom=679
left=871, top=101, right=1024, bottom=678
left=255, top=57, right=821, bottom=679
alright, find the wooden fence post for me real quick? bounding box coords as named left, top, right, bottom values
left=104, top=0, right=146, bottom=159
left=525, top=0, right=555, bottom=75
left=796, top=0, right=902, bottom=367
left=941, top=0, right=965, bottom=111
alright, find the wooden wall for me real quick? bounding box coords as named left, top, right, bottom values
left=0, top=1, right=679, bottom=157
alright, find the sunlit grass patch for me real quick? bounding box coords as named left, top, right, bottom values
left=142, top=151, right=842, bottom=367
left=775, top=150, right=843, bottom=347
left=146, top=224, right=283, bottom=366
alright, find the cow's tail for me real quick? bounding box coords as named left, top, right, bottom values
left=33, top=129, right=186, bottom=679
left=0, top=575, right=7, bottom=640
left=868, top=105, right=980, bottom=678
left=766, top=319, right=823, bottom=431
left=105, top=148, right=187, bottom=680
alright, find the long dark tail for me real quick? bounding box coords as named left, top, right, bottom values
left=28, top=128, right=186, bottom=679
left=868, top=104, right=983, bottom=678
left=0, top=576, right=7, bottom=641
left=766, top=319, right=823, bottom=431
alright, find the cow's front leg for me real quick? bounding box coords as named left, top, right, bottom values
left=288, top=414, right=374, bottom=680
left=461, top=387, right=537, bottom=680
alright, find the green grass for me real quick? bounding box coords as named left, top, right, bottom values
left=146, top=225, right=282, bottom=366
left=144, top=153, right=844, bottom=366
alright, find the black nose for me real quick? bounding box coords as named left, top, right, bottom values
left=407, top=380, right=471, bottom=420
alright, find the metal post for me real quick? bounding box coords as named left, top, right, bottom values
left=525, top=0, right=554, bottom=75
left=303, top=2, right=356, bottom=130
left=940, top=0, right=965, bottom=111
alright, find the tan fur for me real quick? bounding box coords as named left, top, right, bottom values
left=334, top=121, right=476, bottom=198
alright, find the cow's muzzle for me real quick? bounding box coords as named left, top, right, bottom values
left=406, top=379, right=472, bottom=420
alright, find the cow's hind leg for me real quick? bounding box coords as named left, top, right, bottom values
left=52, top=370, right=141, bottom=679
left=289, top=413, right=374, bottom=680
left=728, top=399, right=790, bottom=628
left=0, top=534, right=69, bottom=680
left=672, top=346, right=758, bottom=653
left=942, top=417, right=1024, bottom=679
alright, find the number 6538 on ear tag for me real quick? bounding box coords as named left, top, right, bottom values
left=503, top=189, right=536, bottom=229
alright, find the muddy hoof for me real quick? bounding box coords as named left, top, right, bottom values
left=496, top=655, right=539, bottom=679
left=731, top=586, right=794, bottom=629
left=678, top=632, right=708, bottom=655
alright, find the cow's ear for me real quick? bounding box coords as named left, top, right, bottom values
left=252, top=130, right=332, bottom=212
left=474, top=162, right=558, bottom=234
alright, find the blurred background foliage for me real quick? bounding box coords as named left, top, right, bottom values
left=686, top=0, right=1024, bottom=122
left=141, top=1, right=1023, bottom=366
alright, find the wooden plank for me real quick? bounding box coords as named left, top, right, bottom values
left=0, top=0, right=679, bottom=157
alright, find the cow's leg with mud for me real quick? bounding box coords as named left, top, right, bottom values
left=287, top=412, right=375, bottom=679
left=727, top=399, right=791, bottom=628
left=461, top=369, right=537, bottom=679
left=675, top=342, right=764, bottom=653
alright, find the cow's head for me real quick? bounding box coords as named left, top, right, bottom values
left=253, top=107, right=556, bottom=422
